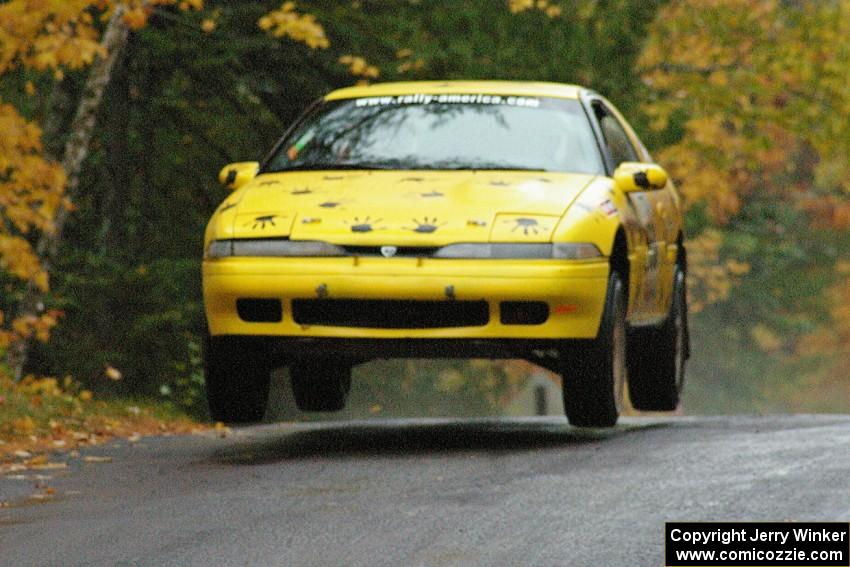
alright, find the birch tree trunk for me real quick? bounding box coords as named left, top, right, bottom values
left=7, top=5, right=131, bottom=380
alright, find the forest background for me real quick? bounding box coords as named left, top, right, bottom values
left=1, top=0, right=848, bottom=428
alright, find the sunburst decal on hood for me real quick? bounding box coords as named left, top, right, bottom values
left=508, top=217, right=550, bottom=236
left=345, top=216, right=384, bottom=233
left=409, top=217, right=448, bottom=234
left=248, top=215, right=276, bottom=229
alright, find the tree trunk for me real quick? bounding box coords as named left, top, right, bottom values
left=7, top=5, right=131, bottom=380
left=39, top=4, right=130, bottom=263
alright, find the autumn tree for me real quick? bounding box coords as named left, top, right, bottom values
left=0, top=0, right=347, bottom=382
left=639, top=1, right=850, bottom=370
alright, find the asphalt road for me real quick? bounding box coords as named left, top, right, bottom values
left=1, top=414, right=849, bottom=567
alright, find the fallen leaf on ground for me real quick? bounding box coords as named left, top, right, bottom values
left=29, top=462, right=68, bottom=470
left=83, top=456, right=112, bottom=463
left=214, top=422, right=231, bottom=438
left=28, top=454, right=48, bottom=466
left=13, top=416, right=35, bottom=435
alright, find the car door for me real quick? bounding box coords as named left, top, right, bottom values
left=589, top=98, right=669, bottom=322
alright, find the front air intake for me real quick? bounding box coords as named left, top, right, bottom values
left=236, top=299, right=283, bottom=323
left=291, top=299, right=489, bottom=329
left=499, top=301, right=549, bottom=325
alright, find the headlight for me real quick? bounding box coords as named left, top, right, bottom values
left=552, top=243, right=603, bottom=259
left=207, top=239, right=346, bottom=258
left=434, top=243, right=601, bottom=259
left=206, top=240, right=233, bottom=258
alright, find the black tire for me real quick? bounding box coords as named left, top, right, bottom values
left=627, top=267, right=688, bottom=411
left=289, top=360, right=352, bottom=412
left=561, top=272, right=627, bottom=427
left=204, top=334, right=272, bottom=424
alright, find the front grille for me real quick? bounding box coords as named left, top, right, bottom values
left=291, top=299, right=489, bottom=329
left=341, top=246, right=440, bottom=258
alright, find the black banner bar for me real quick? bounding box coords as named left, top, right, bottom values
left=666, top=522, right=849, bottom=566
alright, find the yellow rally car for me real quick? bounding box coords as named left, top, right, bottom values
left=203, top=81, right=689, bottom=427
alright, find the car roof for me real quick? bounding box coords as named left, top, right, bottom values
left=324, top=80, right=588, bottom=101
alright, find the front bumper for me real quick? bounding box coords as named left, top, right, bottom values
left=203, top=256, right=610, bottom=340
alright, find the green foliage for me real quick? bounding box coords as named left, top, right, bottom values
left=29, top=256, right=203, bottom=401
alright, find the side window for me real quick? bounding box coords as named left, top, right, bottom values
left=593, top=102, right=638, bottom=167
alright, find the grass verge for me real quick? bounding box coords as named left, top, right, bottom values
left=0, top=374, right=206, bottom=461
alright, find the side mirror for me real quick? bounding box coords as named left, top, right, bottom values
left=613, top=162, right=668, bottom=192
left=218, top=162, right=259, bottom=191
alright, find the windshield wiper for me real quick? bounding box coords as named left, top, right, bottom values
left=432, top=165, right=550, bottom=172
left=265, top=162, right=399, bottom=173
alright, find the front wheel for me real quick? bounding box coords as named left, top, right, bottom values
left=627, top=267, right=688, bottom=411
left=204, top=334, right=272, bottom=424
left=560, top=271, right=627, bottom=427
left=289, top=360, right=352, bottom=412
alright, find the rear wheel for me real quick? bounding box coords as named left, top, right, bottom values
left=627, top=267, right=688, bottom=411
left=561, top=272, right=626, bottom=427
left=204, top=334, right=272, bottom=424
left=290, top=360, right=352, bottom=412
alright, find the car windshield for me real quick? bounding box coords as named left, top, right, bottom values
left=263, top=94, right=605, bottom=174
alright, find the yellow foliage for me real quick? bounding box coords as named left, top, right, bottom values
left=0, top=104, right=64, bottom=290
left=0, top=0, right=103, bottom=74
left=17, top=376, right=63, bottom=397
left=0, top=102, right=65, bottom=350
left=435, top=369, right=467, bottom=393
left=641, top=0, right=850, bottom=356
left=508, top=0, right=562, bottom=17
left=104, top=365, right=123, bottom=381
left=6, top=311, right=61, bottom=344
left=685, top=230, right=748, bottom=313
left=725, top=259, right=751, bottom=277
left=122, top=6, right=150, bottom=30
left=750, top=324, right=783, bottom=352
left=339, top=54, right=379, bottom=80
left=258, top=2, right=329, bottom=49
left=395, top=48, right=425, bottom=75
left=13, top=415, right=35, bottom=434
left=508, top=0, right=534, bottom=12
left=0, top=1, right=207, bottom=74
left=640, top=0, right=850, bottom=225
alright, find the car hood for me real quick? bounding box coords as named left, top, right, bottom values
left=222, top=170, right=596, bottom=245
